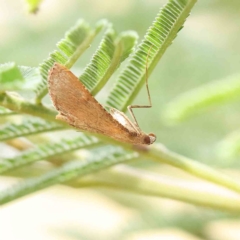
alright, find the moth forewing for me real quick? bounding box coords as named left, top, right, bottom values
left=48, top=63, right=156, bottom=145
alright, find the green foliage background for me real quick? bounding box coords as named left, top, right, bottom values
left=3, top=0, right=240, bottom=164
left=1, top=0, right=240, bottom=239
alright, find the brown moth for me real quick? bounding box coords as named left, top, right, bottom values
left=48, top=63, right=156, bottom=145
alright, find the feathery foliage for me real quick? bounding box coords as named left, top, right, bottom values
left=0, top=63, right=40, bottom=91
left=106, top=0, right=197, bottom=111
left=0, top=146, right=137, bottom=205
left=0, top=134, right=100, bottom=174
left=80, top=26, right=138, bottom=95
left=34, top=19, right=107, bottom=103
left=19, top=66, right=41, bottom=89
left=0, top=118, right=64, bottom=141
left=0, top=63, right=24, bottom=91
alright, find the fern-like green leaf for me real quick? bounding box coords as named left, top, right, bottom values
left=0, top=118, right=64, bottom=141
left=0, top=63, right=40, bottom=91
left=0, top=134, right=100, bottom=174
left=0, top=146, right=138, bottom=204
left=106, top=0, right=197, bottom=111
left=0, top=146, right=137, bottom=205
left=80, top=27, right=138, bottom=95
left=0, top=63, right=24, bottom=91
left=19, top=66, right=41, bottom=89
left=35, top=19, right=107, bottom=103
left=163, top=74, right=240, bottom=123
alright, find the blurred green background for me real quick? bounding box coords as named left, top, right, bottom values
left=1, top=0, right=240, bottom=239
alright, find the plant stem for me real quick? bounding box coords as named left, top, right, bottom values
left=145, top=145, right=240, bottom=193
left=71, top=165, right=240, bottom=213
left=0, top=92, right=57, bottom=122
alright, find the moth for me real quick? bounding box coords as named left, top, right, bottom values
left=48, top=63, right=156, bottom=145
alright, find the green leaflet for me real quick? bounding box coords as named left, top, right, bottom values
left=80, top=27, right=138, bottom=95
left=35, top=19, right=107, bottom=103
left=0, top=118, right=64, bottom=141
left=106, top=0, right=197, bottom=111
left=0, top=63, right=24, bottom=91
left=0, top=146, right=137, bottom=205
left=0, top=134, right=100, bottom=174
left=0, top=63, right=40, bottom=91
left=19, top=66, right=41, bottom=89
left=163, top=74, right=240, bottom=123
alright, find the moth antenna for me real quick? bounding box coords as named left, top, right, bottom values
left=127, top=45, right=154, bottom=129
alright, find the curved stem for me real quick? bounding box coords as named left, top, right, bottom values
left=71, top=165, right=240, bottom=213
left=144, top=145, right=240, bottom=193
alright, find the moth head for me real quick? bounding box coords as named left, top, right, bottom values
left=144, top=133, right=156, bottom=145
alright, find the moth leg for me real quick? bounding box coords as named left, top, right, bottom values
left=128, top=45, right=153, bottom=129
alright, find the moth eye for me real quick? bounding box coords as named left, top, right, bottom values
left=144, top=133, right=156, bottom=145
left=144, top=136, right=151, bottom=145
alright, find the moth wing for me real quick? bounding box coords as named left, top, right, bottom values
left=48, top=63, right=130, bottom=136
left=110, top=108, right=138, bottom=134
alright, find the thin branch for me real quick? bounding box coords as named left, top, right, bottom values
left=70, top=165, right=240, bottom=213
